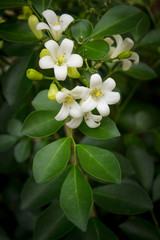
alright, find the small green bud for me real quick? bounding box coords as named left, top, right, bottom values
left=39, top=49, right=51, bottom=58
left=28, top=15, right=43, bottom=40
left=48, top=83, right=58, bottom=101
left=67, top=67, right=80, bottom=78
left=117, top=50, right=132, bottom=60
left=26, top=69, right=43, bottom=80
left=18, top=6, right=32, bottom=20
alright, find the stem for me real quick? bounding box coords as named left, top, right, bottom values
left=150, top=210, right=160, bottom=234
left=104, top=62, right=121, bottom=79
left=70, top=129, right=77, bottom=166
left=43, top=76, right=63, bottom=89
left=26, top=0, right=43, bottom=21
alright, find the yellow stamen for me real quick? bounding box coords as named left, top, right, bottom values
left=58, top=56, right=64, bottom=64
left=96, top=92, right=101, bottom=97
left=68, top=98, right=73, bottom=103
left=54, top=22, right=60, bottom=26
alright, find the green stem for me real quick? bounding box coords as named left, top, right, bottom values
left=43, top=76, right=63, bottom=89
left=26, top=0, right=43, bottom=21
left=70, top=129, right=77, bottom=165
left=150, top=210, right=160, bottom=234
left=104, top=62, right=121, bottom=79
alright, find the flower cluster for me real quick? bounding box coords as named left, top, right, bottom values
left=28, top=9, right=140, bottom=129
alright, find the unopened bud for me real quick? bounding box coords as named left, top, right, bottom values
left=67, top=67, right=80, bottom=78
left=26, top=69, right=43, bottom=80
left=39, top=49, right=51, bottom=58
left=18, top=6, right=32, bottom=20
left=117, top=50, right=132, bottom=60
left=28, top=15, right=43, bottom=40
left=48, top=83, right=58, bottom=101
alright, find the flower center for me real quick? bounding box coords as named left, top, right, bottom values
left=58, top=56, right=64, bottom=65
left=54, top=22, right=60, bottom=26
left=91, top=88, right=103, bottom=99
left=64, top=96, right=74, bottom=103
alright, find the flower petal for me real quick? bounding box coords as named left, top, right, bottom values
left=60, top=14, right=74, bottom=31
left=56, top=91, right=67, bottom=103
left=69, top=101, right=83, bottom=118
left=66, top=116, right=83, bottom=129
left=52, top=24, right=61, bottom=31
left=58, top=38, right=73, bottom=60
left=110, top=35, right=123, bottom=58
left=71, top=86, right=89, bottom=99
left=129, top=52, right=139, bottom=64
left=104, top=37, right=114, bottom=46
left=103, top=77, right=116, bottom=91
left=85, top=113, right=101, bottom=128
left=97, top=99, right=110, bottom=116
left=36, top=22, right=50, bottom=31
left=54, top=65, right=67, bottom=81
left=104, top=92, right=120, bottom=105
left=55, top=103, right=69, bottom=121
left=121, top=37, right=134, bottom=52
left=67, top=54, right=83, bottom=67
left=42, top=9, right=58, bottom=27
left=122, top=59, right=132, bottom=71
left=91, top=114, right=102, bottom=122
left=45, top=40, right=59, bottom=60
left=39, top=56, right=54, bottom=69
left=90, top=73, right=102, bottom=89
left=81, top=95, right=97, bottom=112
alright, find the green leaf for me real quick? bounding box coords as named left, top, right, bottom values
left=123, top=62, right=157, bottom=80
left=119, top=217, right=160, bottom=240
left=20, top=167, right=71, bottom=209
left=77, top=144, right=121, bottom=183
left=0, top=0, right=25, bottom=9
left=0, top=21, right=37, bottom=42
left=85, top=218, right=119, bottom=240
left=138, top=29, right=160, bottom=47
left=127, top=145, right=154, bottom=192
left=33, top=137, right=71, bottom=183
left=71, top=19, right=93, bottom=42
left=152, top=174, right=160, bottom=202
left=7, top=118, right=22, bottom=137
left=14, top=138, right=31, bottom=163
left=153, top=131, right=160, bottom=155
left=60, top=166, right=93, bottom=231
left=90, top=5, right=142, bottom=38
left=2, top=52, right=37, bottom=105
left=81, top=40, right=109, bottom=60
left=93, top=182, right=153, bottom=215
left=0, top=134, right=17, bottom=152
left=79, top=117, right=120, bottom=140
left=31, top=0, right=52, bottom=14
left=21, top=110, right=64, bottom=138
left=32, top=89, right=60, bottom=111
left=34, top=203, right=74, bottom=240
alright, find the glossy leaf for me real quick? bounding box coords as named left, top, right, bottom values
left=21, top=167, right=71, bottom=209
left=31, top=0, right=52, bottom=14
left=34, top=203, right=73, bottom=240
left=0, top=0, right=25, bottom=9
left=33, top=137, right=71, bottom=183
left=22, top=110, right=64, bottom=138
left=85, top=218, right=119, bottom=240
left=60, top=166, right=93, bottom=231
left=152, top=174, right=160, bottom=202
left=0, top=134, right=17, bottom=152
left=79, top=117, right=120, bottom=140
left=93, top=182, right=153, bottom=215
left=90, top=5, right=142, bottom=38
left=7, top=119, right=22, bottom=137
left=2, top=52, right=36, bottom=105
left=81, top=40, right=109, bottom=60
left=119, top=217, right=160, bottom=240
left=123, top=62, right=157, bottom=80
left=127, top=145, right=154, bottom=192
left=0, top=21, right=37, bottom=42
left=77, top=144, right=121, bottom=183
left=14, top=139, right=31, bottom=163
left=32, top=89, right=60, bottom=111
left=138, top=29, right=160, bottom=47
left=71, top=19, right=93, bottom=42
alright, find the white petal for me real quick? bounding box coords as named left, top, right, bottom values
left=104, top=37, right=114, bottom=46
left=66, top=117, right=83, bottom=129
left=109, top=46, right=116, bottom=57
left=110, top=35, right=123, bottom=58
left=103, top=77, right=116, bottom=91
left=60, top=14, right=74, bottom=31
left=129, top=52, right=139, bottom=64
left=56, top=91, right=67, bottom=103
left=71, top=86, right=89, bottom=99
left=121, top=37, right=134, bottom=52
left=69, top=101, right=83, bottom=118
left=81, top=95, right=97, bottom=112
left=67, top=54, right=83, bottom=67
left=45, top=40, right=59, bottom=59
left=85, top=113, right=101, bottom=128
left=55, top=103, right=69, bottom=121
left=39, top=56, right=54, bottom=69
left=54, top=65, right=67, bottom=81
left=97, top=99, right=110, bottom=116
left=122, top=59, right=132, bottom=71
left=58, top=38, right=73, bottom=60
left=42, top=10, right=58, bottom=27
left=104, top=92, right=120, bottom=105
left=90, top=73, right=102, bottom=89
left=91, top=114, right=102, bottom=122
left=36, top=22, right=50, bottom=31
left=52, top=25, right=61, bottom=31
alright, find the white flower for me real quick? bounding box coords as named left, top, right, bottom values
left=39, top=38, right=83, bottom=80
left=36, top=9, right=74, bottom=41
left=81, top=73, right=120, bottom=117
left=105, top=35, right=139, bottom=71
left=55, top=86, right=88, bottom=121
left=66, top=112, right=102, bottom=129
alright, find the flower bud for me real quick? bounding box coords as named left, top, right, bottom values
left=48, top=83, right=58, bottom=101
left=117, top=50, right=132, bottom=60
left=26, top=69, right=43, bottom=80
left=18, top=6, right=32, bottom=20
left=28, top=15, right=43, bottom=40
left=40, top=49, right=51, bottom=58
left=67, top=67, right=80, bottom=78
